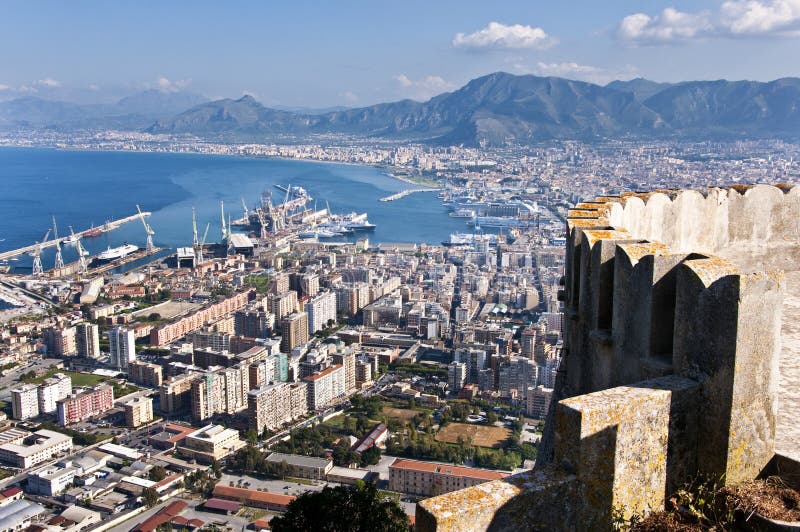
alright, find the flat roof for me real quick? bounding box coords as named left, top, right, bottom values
left=266, top=452, right=331, bottom=469
left=0, top=430, right=71, bottom=458
left=212, top=485, right=295, bottom=507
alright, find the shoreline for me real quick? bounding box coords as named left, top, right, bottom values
left=0, top=141, right=440, bottom=189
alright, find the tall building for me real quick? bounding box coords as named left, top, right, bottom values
left=159, top=374, right=197, bottom=414
left=526, top=386, right=553, bottom=420
left=128, top=361, right=163, bottom=387
left=56, top=385, right=114, bottom=426
left=124, top=396, right=154, bottom=427
left=44, top=327, right=77, bottom=356
left=498, top=357, right=538, bottom=398
left=448, top=362, right=467, bottom=393
left=280, top=312, right=309, bottom=353
left=268, top=291, right=298, bottom=321
left=247, top=382, right=308, bottom=434
left=331, top=349, right=356, bottom=394
left=234, top=309, right=275, bottom=338
left=520, top=328, right=537, bottom=359
left=75, top=323, right=101, bottom=358
left=108, top=327, right=136, bottom=371
left=38, top=373, right=72, bottom=414
left=305, top=291, right=337, bottom=334
left=303, top=364, right=345, bottom=410
left=11, top=384, right=39, bottom=420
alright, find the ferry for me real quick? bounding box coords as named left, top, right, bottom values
left=95, top=244, right=138, bottom=263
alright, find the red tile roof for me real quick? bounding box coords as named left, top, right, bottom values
left=203, top=498, right=241, bottom=512
left=213, top=485, right=295, bottom=508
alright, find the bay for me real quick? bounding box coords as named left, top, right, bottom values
left=0, top=147, right=469, bottom=271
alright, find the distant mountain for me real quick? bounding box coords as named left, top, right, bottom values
left=643, top=78, right=800, bottom=136
left=6, top=73, right=800, bottom=145
left=0, top=90, right=208, bottom=130
left=606, top=78, right=672, bottom=102
left=149, top=72, right=666, bottom=144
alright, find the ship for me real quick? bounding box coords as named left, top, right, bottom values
left=329, top=212, right=376, bottom=231
left=274, top=184, right=312, bottom=201
left=95, top=244, right=138, bottom=263
left=83, top=225, right=103, bottom=238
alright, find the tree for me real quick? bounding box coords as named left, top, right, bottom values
left=142, top=487, right=160, bottom=508
left=270, top=482, right=410, bottom=532
left=359, top=445, right=381, bottom=467
left=149, top=465, right=167, bottom=482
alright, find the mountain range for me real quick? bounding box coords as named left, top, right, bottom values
left=4, top=72, right=800, bottom=145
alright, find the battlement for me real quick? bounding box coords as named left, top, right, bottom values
left=417, top=184, right=800, bottom=531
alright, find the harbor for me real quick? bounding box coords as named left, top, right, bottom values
left=378, top=188, right=439, bottom=202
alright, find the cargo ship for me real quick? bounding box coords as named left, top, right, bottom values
left=95, top=244, right=138, bottom=263
left=83, top=225, right=103, bottom=238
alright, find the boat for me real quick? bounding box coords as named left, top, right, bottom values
left=95, top=244, right=138, bottom=263
left=450, top=209, right=476, bottom=218
left=83, top=225, right=103, bottom=238
left=298, top=229, right=337, bottom=239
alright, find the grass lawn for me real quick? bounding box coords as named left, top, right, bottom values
left=435, top=423, right=511, bottom=449
left=25, top=369, right=107, bottom=386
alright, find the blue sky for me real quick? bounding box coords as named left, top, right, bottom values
left=1, top=0, right=799, bottom=107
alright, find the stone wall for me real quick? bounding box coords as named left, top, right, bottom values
left=417, top=185, right=798, bottom=531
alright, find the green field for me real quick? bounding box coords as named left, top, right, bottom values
left=25, top=369, right=114, bottom=388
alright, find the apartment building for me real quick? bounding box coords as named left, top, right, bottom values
left=75, top=323, right=101, bottom=358
left=247, top=382, right=308, bottom=434
left=11, top=385, right=39, bottom=420
left=38, top=373, right=72, bottom=414
left=303, top=364, right=344, bottom=411
left=108, top=327, right=136, bottom=370
left=124, top=396, right=154, bottom=428
left=56, top=385, right=114, bottom=426
left=177, top=425, right=245, bottom=464
left=0, top=429, right=72, bottom=469
left=304, top=291, right=336, bottom=334
left=388, top=458, right=509, bottom=497
left=128, top=360, right=163, bottom=388
left=280, top=312, right=309, bottom=353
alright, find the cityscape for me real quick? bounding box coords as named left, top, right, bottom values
left=1, top=1, right=800, bottom=531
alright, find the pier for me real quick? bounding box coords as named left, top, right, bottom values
left=378, top=188, right=439, bottom=202
left=0, top=212, right=150, bottom=262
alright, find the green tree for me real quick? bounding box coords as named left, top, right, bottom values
left=270, top=482, right=410, bottom=532
left=142, top=487, right=160, bottom=508
left=359, top=445, right=381, bottom=467
left=149, top=465, right=167, bottom=482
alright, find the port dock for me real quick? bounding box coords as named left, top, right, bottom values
left=379, top=188, right=439, bottom=202
left=0, top=212, right=151, bottom=262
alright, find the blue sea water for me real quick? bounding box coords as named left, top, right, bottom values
left=0, top=147, right=468, bottom=271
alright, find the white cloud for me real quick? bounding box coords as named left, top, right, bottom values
left=617, top=8, right=714, bottom=44
left=154, top=76, right=192, bottom=92
left=0, top=84, right=9, bottom=91
left=720, top=0, right=800, bottom=35
left=453, top=22, right=556, bottom=50
left=617, top=1, right=800, bottom=44
left=34, top=78, right=61, bottom=87
left=340, top=91, right=359, bottom=104
left=511, top=61, right=639, bottom=85
left=393, top=74, right=457, bottom=100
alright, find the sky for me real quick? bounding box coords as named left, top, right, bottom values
left=1, top=0, right=800, bottom=107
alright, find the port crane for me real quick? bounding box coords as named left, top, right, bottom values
left=196, top=223, right=210, bottom=264
left=226, top=214, right=235, bottom=256
left=69, top=227, right=88, bottom=274
left=52, top=216, right=64, bottom=270
left=240, top=198, right=249, bottom=220
left=30, top=229, right=52, bottom=276
left=220, top=200, right=228, bottom=241
left=136, top=204, right=155, bottom=253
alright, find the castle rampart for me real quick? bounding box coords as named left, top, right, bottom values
left=416, top=184, right=800, bottom=531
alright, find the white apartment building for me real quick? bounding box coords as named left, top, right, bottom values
left=75, top=323, right=101, bottom=358
left=303, top=364, right=345, bottom=410
left=38, top=373, right=72, bottom=415
left=305, top=291, right=337, bottom=334
left=108, top=327, right=136, bottom=370
left=11, top=385, right=39, bottom=420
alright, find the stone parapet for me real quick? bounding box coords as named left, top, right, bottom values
left=418, top=185, right=796, bottom=531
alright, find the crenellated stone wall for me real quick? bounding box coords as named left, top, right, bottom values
left=417, top=184, right=800, bottom=531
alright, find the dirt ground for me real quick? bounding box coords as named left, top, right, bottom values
left=435, top=422, right=511, bottom=449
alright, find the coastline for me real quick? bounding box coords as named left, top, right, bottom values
left=0, top=140, right=440, bottom=189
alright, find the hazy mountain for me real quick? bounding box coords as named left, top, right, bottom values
left=606, top=78, right=673, bottom=102
left=643, top=78, right=800, bottom=136
left=149, top=72, right=666, bottom=144
left=0, top=90, right=208, bottom=130
left=7, top=73, right=800, bottom=145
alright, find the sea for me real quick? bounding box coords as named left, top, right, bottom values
left=0, top=147, right=470, bottom=273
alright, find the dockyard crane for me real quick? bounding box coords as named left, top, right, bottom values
left=52, top=216, right=64, bottom=270
left=136, top=204, right=155, bottom=253
left=227, top=214, right=235, bottom=256
left=240, top=197, right=249, bottom=220
left=256, top=207, right=269, bottom=239
left=196, top=223, right=210, bottom=264
left=69, top=227, right=88, bottom=274
left=30, top=228, right=51, bottom=276
left=220, top=200, right=227, bottom=242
